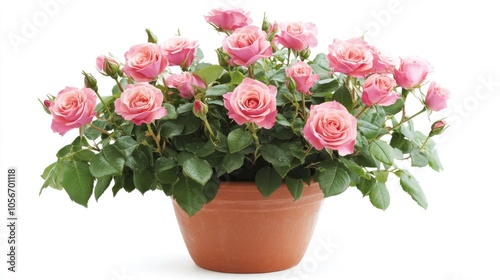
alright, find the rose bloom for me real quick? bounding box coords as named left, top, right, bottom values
left=393, top=56, right=433, bottom=89
left=162, top=36, right=199, bottom=68
left=49, top=87, right=97, bottom=136
left=123, top=43, right=169, bottom=82
left=425, top=81, right=450, bottom=112
left=114, top=83, right=167, bottom=125
left=222, top=25, right=272, bottom=67
left=276, top=21, right=318, bottom=52
left=327, top=37, right=373, bottom=78
left=204, top=8, right=252, bottom=31
left=165, top=72, right=206, bottom=99
left=361, top=74, right=399, bottom=106
left=286, top=61, right=320, bottom=95
left=223, top=77, right=277, bottom=129
left=368, top=45, right=398, bottom=74
left=303, top=101, right=357, bottom=156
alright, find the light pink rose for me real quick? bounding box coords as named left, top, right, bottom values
left=425, top=81, right=450, bottom=112
left=368, top=45, right=398, bottom=74
left=286, top=61, right=320, bottom=95
left=222, top=25, right=272, bottom=67
left=393, top=56, right=433, bottom=89
left=96, top=55, right=120, bottom=76
left=223, top=78, right=277, bottom=129
left=165, top=72, right=206, bottom=99
left=123, top=43, right=168, bottom=82
left=361, top=74, right=398, bottom=106
left=276, top=21, right=318, bottom=51
left=204, top=8, right=252, bottom=31
left=49, top=87, right=97, bottom=136
left=114, top=83, right=167, bottom=125
left=161, top=36, right=199, bottom=68
left=303, top=101, right=357, bottom=156
left=327, top=38, right=373, bottom=78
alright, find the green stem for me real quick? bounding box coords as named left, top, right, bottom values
left=391, top=107, right=426, bottom=131
left=355, top=106, right=370, bottom=119
left=301, top=93, right=308, bottom=120
left=114, top=78, right=124, bottom=93
left=95, top=90, right=112, bottom=117
left=90, top=123, right=110, bottom=136
left=248, top=123, right=261, bottom=162
left=146, top=123, right=162, bottom=153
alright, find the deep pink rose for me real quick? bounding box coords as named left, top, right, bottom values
left=327, top=38, right=373, bottom=78
left=123, top=43, right=168, bottom=82
left=276, top=21, right=318, bottom=51
left=114, top=83, right=167, bottom=125
left=393, top=56, right=433, bottom=89
left=286, top=61, right=320, bottom=95
left=222, top=25, right=272, bottom=67
left=165, top=72, right=206, bottom=99
left=303, top=101, right=357, bottom=156
left=161, top=36, right=199, bottom=68
left=96, top=55, right=120, bottom=76
left=49, top=87, right=97, bottom=136
left=223, top=78, right=277, bottom=129
left=425, top=81, right=450, bottom=112
left=204, top=8, right=252, bottom=31
left=361, top=74, right=398, bottom=106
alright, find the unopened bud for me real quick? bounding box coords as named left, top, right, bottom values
left=216, top=48, right=230, bottom=68
left=82, top=71, right=98, bottom=92
left=286, top=76, right=297, bottom=92
left=96, top=55, right=120, bottom=78
left=193, top=99, right=209, bottom=119
left=299, top=47, right=311, bottom=61
left=429, top=120, right=447, bottom=137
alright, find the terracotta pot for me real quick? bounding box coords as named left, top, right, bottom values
left=172, top=181, right=324, bottom=273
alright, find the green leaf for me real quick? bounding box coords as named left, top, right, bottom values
left=227, top=128, right=253, bottom=153
left=186, top=141, right=216, bottom=158
left=61, top=160, right=94, bottom=207
left=369, top=182, right=390, bottom=210
left=155, top=157, right=178, bottom=184
left=94, top=176, right=112, bottom=201
left=229, top=70, right=246, bottom=84
left=399, top=170, right=428, bottom=209
left=357, top=177, right=375, bottom=197
left=89, top=145, right=125, bottom=177
left=182, top=157, right=213, bottom=186
left=205, top=84, right=229, bottom=97
left=370, top=140, right=394, bottom=165
left=173, top=175, right=207, bottom=216
left=285, top=177, right=303, bottom=201
left=255, top=166, right=282, bottom=197
left=160, top=121, right=185, bottom=137
left=425, top=148, right=443, bottom=172
left=73, top=149, right=95, bottom=162
left=194, top=65, right=224, bottom=86
left=410, top=149, right=429, bottom=167
left=222, top=152, right=245, bottom=173
left=84, top=120, right=108, bottom=140
left=133, top=166, right=156, bottom=194
left=316, top=161, right=350, bottom=197
left=332, top=85, right=353, bottom=112
left=162, top=103, right=178, bottom=120
left=261, top=144, right=292, bottom=167
left=340, top=158, right=370, bottom=179
left=382, top=98, right=404, bottom=115
left=358, top=119, right=382, bottom=139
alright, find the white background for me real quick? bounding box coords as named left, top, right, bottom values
left=1, top=0, right=499, bottom=279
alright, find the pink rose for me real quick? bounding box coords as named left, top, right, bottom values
left=368, top=45, right=398, bottom=74
left=123, top=43, right=169, bottom=82
left=204, top=8, right=252, bottom=31
left=393, top=56, right=433, bottom=89
left=286, top=61, right=320, bottom=95
left=425, top=81, right=450, bottom=112
left=161, top=36, right=199, bottom=68
left=165, top=72, right=206, bottom=99
left=276, top=21, right=318, bottom=51
left=222, top=25, right=272, bottom=67
left=49, top=87, right=97, bottom=136
left=327, top=38, right=373, bottom=78
left=303, top=101, right=357, bottom=156
left=96, top=55, right=120, bottom=76
left=223, top=78, right=277, bottom=129
left=361, top=74, right=398, bottom=106
left=114, top=83, right=167, bottom=125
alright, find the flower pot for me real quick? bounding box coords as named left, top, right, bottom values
left=172, top=181, right=324, bottom=273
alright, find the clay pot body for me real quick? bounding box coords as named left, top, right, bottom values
left=172, top=181, right=324, bottom=273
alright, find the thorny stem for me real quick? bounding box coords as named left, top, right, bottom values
left=248, top=123, right=262, bottom=163
left=146, top=123, right=162, bottom=154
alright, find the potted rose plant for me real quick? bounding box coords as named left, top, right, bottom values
left=39, top=8, right=449, bottom=273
